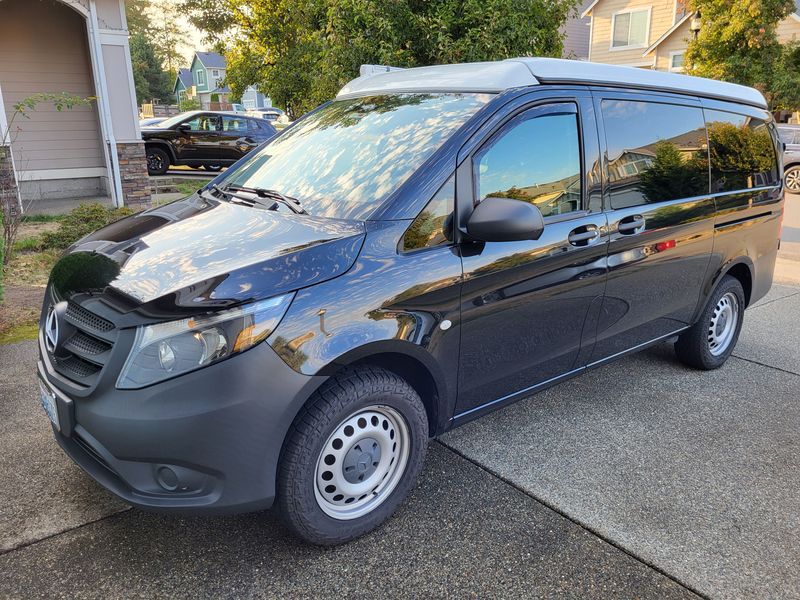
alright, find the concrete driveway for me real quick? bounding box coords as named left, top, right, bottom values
left=1, top=201, right=798, bottom=599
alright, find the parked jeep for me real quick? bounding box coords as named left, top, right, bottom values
left=142, top=111, right=277, bottom=175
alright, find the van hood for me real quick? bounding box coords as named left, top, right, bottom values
left=49, top=195, right=366, bottom=314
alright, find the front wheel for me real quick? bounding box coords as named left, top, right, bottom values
left=785, top=165, right=800, bottom=193
left=674, top=275, right=745, bottom=370
left=145, top=147, right=169, bottom=176
left=203, top=164, right=223, bottom=172
left=277, top=367, right=428, bottom=545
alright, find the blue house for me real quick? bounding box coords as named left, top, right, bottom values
left=241, top=85, right=271, bottom=110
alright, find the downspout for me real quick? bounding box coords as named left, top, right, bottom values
left=87, top=0, right=124, bottom=207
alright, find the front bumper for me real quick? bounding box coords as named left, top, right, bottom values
left=39, top=337, right=326, bottom=514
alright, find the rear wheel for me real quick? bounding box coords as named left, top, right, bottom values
left=277, top=367, right=428, bottom=545
left=145, top=147, right=169, bottom=175
left=785, top=165, right=800, bottom=193
left=203, top=164, right=223, bottom=172
left=675, top=275, right=745, bottom=370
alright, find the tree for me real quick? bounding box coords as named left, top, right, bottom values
left=125, top=0, right=152, bottom=35
left=186, top=0, right=580, bottom=119
left=125, top=0, right=179, bottom=103
left=130, top=31, right=172, bottom=103
left=182, top=0, right=236, bottom=44
left=685, top=0, right=800, bottom=109
left=149, top=0, right=184, bottom=73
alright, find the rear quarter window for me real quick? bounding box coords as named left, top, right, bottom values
left=705, top=110, right=779, bottom=192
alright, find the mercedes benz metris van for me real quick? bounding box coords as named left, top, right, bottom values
left=38, top=58, right=785, bottom=545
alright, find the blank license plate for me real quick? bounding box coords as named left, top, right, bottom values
left=38, top=379, right=60, bottom=431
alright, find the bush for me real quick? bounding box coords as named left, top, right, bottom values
left=41, top=203, right=134, bottom=250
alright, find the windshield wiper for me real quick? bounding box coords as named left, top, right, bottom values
left=205, top=183, right=306, bottom=214
left=226, top=185, right=307, bottom=214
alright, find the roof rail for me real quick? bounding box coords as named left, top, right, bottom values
left=337, top=58, right=767, bottom=110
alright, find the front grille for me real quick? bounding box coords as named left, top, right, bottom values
left=66, top=302, right=114, bottom=333
left=54, top=354, right=102, bottom=379
left=64, top=330, right=111, bottom=357
left=48, top=300, right=119, bottom=387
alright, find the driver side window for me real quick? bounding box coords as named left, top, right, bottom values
left=182, top=115, right=219, bottom=132
left=475, top=110, right=582, bottom=218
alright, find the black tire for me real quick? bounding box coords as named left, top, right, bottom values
left=146, top=147, right=169, bottom=175
left=675, top=275, right=745, bottom=370
left=277, top=366, right=428, bottom=546
left=203, top=164, right=223, bottom=172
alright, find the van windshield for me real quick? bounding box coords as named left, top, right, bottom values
left=222, top=93, right=491, bottom=220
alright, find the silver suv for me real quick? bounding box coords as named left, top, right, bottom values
left=778, top=124, right=800, bottom=192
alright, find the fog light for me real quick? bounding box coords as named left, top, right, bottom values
left=158, top=341, right=176, bottom=372
left=156, top=466, right=179, bottom=491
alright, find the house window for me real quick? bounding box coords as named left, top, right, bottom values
left=611, top=8, right=650, bottom=49
left=669, top=52, right=685, bottom=72
left=196, top=69, right=206, bottom=87
left=212, top=69, right=220, bottom=77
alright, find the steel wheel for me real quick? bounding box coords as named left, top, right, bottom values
left=707, top=291, right=739, bottom=356
left=786, top=167, right=800, bottom=193
left=314, top=405, right=410, bottom=520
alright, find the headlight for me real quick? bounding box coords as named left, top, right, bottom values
left=117, top=293, right=294, bottom=389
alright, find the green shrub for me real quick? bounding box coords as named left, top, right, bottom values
left=13, top=235, right=44, bottom=252
left=41, top=203, right=134, bottom=250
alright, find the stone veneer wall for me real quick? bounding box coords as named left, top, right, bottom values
left=0, top=145, right=20, bottom=213
left=116, top=141, right=151, bottom=208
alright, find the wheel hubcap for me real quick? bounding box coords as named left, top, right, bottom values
left=707, top=292, right=739, bottom=356
left=314, top=406, right=410, bottom=520
left=786, top=169, right=800, bottom=192
left=147, top=154, right=163, bottom=171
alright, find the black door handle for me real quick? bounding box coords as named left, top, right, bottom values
left=618, top=215, right=645, bottom=234
left=568, top=224, right=600, bottom=246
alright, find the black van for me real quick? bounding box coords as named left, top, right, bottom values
left=38, top=58, right=784, bottom=545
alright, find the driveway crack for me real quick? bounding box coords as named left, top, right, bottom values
left=435, top=439, right=708, bottom=600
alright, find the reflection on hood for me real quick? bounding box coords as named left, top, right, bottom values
left=52, top=196, right=366, bottom=312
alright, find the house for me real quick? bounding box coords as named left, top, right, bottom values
left=562, top=0, right=594, bottom=60
left=0, top=0, right=149, bottom=210
left=173, top=68, right=194, bottom=105
left=581, top=0, right=800, bottom=70
left=241, top=85, right=271, bottom=110
left=174, top=53, right=273, bottom=111
left=189, top=52, right=231, bottom=109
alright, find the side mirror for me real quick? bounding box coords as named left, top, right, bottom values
left=176, top=123, right=191, bottom=133
left=466, top=197, right=545, bottom=242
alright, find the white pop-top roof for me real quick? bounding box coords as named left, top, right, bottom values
left=336, top=57, right=767, bottom=109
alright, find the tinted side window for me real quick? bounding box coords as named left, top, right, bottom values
left=402, top=176, right=453, bottom=251
left=705, top=110, right=779, bottom=192
left=475, top=111, right=582, bottom=218
left=601, top=100, right=708, bottom=209
left=183, top=115, right=219, bottom=131
left=222, top=116, right=247, bottom=132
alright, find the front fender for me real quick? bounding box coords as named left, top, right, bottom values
left=267, top=220, right=463, bottom=430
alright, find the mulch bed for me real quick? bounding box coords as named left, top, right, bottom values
left=0, top=285, right=44, bottom=334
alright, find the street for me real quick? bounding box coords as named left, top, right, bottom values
left=1, top=198, right=798, bottom=599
